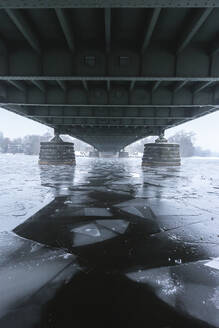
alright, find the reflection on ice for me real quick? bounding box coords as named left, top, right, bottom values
left=97, top=219, right=129, bottom=234
left=117, top=206, right=147, bottom=218
left=72, top=223, right=101, bottom=237
left=210, top=288, right=219, bottom=309
left=126, top=260, right=219, bottom=328
left=71, top=219, right=129, bottom=246
left=40, top=165, right=75, bottom=196
left=73, top=226, right=117, bottom=246
left=0, top=231, right=79, bottom=322
left=126, top=267, right=183, bottom=304
left=126, top=268, right=182, bottom=293
left=84, top=208, right=112, bottom=217
left=204, top=257, right=219, bottom=270
left=30, top=243, right=42, bottom=253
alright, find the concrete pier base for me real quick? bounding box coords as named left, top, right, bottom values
left=119, top=151, right=129, bottom=158
left=89, top=150, right=99, bottom=158
left=100, top=152, right=117, bottom=158
left=142, top=136, right=181, bottom=166
left=39, top=135, right=75, bottom=165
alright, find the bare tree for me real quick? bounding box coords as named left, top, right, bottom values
left=168, top=131, right=195, bottom=157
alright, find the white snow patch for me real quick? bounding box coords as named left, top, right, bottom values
left=204, top=257, right=219, bottom=270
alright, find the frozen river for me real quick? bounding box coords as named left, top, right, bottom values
left=1, top=154, right=219, bottom=232
left=0, top=154, right=219, bottom=328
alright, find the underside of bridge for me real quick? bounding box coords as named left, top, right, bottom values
left=0, top=1, right=219, bottom=151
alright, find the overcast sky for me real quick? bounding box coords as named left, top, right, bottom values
left=0, top=107, right=219, bottom=152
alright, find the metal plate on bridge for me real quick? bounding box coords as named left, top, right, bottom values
left=2, top=1, right=219, bottom=8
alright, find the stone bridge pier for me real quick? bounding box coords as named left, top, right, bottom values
left=119, top=150, right=129, bottom=158
left=89, top=150, right=100, bottom=158
left=39, top=130, right=180, bottom=166
left=142, top=133, right=181, bottom=166
left=39, top=133, right=76, bottom=165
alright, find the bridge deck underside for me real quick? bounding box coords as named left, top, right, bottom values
left=0, top=1, right=219, bottom=151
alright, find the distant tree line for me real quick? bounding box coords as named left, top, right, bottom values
left=126, top=131, right=218, bottom=157
left=0, top=130, right=217, bottom=157
left=0, top=131, right=52, bottom=154
left=0, top=131, right=91, bottom=155
left=167, top=131, right=214, bottom=157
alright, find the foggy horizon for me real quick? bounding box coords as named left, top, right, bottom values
left=1, top=106, right=219, bottom=152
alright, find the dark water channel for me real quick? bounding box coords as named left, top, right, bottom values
left=0, top=155, right=219, bottom=327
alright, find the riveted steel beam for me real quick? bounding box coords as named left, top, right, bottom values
left=177, top=8, right=213, bottom=54
left=32, top=80, right=46, bottom=93
left=173, top=81, right=187, bottom=93
left=211, top=42, right=219, bottom=55
left=129, top=80, right=136, bottom=92
left=193, top=81, right=214, bottom=94
left=55, top=8, right=75, bottom=53
left=141, top=8, right=161, bottom=53
left=64, top=128, right=151, bottom=137
left=57, top=80, right=67, bottom=91
left=7, top=80, right=26, bottom=92
left=2, top=76, right=219, bottom=82
left=0, top=38, right=7, bottom=55
left=5, top=9, right=41, bottom=54
left=82, top=80, right=88, bottom=91
left=28, top=115, right=193, bottom=120
left=41, top=122, right=177, bottom=127
left=152, top=81, right=161, bottom=93
left=105, top=8, right=111, bottom=54
left=0, top=75, right=219, bottom=83
left=26, top=106, right=196, bottom=119
left=2, top=1, right=219, bottom=8
left=0, top=1, right=218, bottom=152
left=107, top=80, right=110, bottom=92
left=0, top=101, right=216, bottom=108
left=0, top=46, right=217, bottom=78
left=0, top=84, right=6, bottom=98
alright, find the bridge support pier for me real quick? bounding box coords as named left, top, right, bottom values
left=119, top=151, right=129, bottom=158
left=89, top=150, right=100, bottom=158
left=39, top=133, right=76, bottom=165
left=142, top=134, right=181, bottom=166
